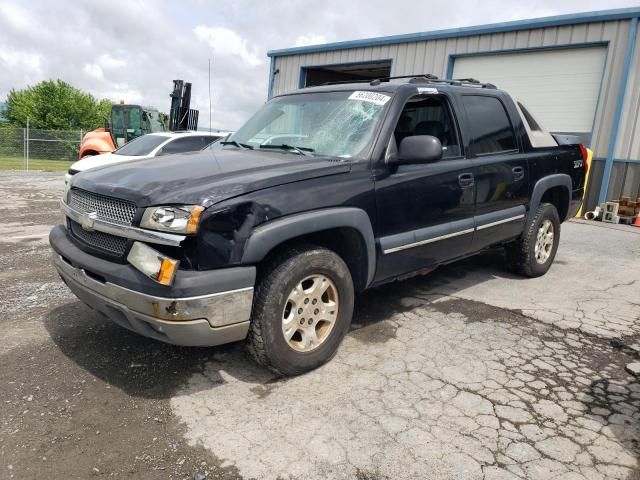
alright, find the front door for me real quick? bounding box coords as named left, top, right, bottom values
left=374, top=93, right=475, bottom=282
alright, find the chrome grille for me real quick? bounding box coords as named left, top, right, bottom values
left=69, top=188, right=137, bottom=226
left=69, top=220, right=129, bottom=256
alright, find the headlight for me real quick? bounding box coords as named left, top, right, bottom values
left=140, top=205, right=204, bottom=234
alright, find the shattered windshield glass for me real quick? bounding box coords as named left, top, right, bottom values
left=227, top=91, right=391, bottom=159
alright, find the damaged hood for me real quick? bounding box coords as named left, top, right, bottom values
left=70, top=148, right=351, bottom=207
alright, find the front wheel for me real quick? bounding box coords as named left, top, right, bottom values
left=506, top=203, right=560, bottom=277
left=246, top=245, right=354, bottom=376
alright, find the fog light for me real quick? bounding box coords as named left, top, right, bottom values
left=127, top=242, right=179, bottom=286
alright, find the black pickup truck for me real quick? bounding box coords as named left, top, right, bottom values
left=50, top=76, right=587, bottom=375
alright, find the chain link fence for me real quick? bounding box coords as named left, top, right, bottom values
left=0, top=125, right=83, bottom=170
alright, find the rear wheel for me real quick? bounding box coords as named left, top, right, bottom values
left=246, top=245, right=354, bottom=376
left=506, top=203, right=560, bottom=277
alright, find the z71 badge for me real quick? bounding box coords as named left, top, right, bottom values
left=573, top=159, right=584, bottom=168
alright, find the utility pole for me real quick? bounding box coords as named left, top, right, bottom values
left=208, top=57, right=213, bottom=133
left=26, top=117, right=29, bottom=171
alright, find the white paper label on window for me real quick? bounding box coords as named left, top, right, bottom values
left=348, top=91, right=391, bottom=105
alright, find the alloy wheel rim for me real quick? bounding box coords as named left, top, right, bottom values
left=281, top=274, right=339, bottom=352
left=534, top=219, right=554, bottom=264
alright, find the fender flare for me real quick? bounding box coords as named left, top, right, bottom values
left=241, top=207, right=377, bottom=287
left=527, top=174, right=572, bottom=224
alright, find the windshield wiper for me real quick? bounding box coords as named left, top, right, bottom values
left=259, top=144, right=314, bottom=156
left=220, top=140, right=254, bottom=150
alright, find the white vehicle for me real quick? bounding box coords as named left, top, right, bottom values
left=66, top=130, right=231, bottom=182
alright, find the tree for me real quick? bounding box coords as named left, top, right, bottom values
left=2, top=80, right=112, bottom=130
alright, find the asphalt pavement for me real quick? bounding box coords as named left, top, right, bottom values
left=0, top=171, right=638, bottom=480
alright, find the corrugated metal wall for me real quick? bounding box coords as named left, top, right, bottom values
left=602, top=26, right=640, bottom=207
left=587, top=20, right=639, bottom=209
left=617, top=26, right=640, bottom=161
left=272, top=19, right=639, bottom=208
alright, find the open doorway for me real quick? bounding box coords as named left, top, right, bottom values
left=301, top=60, right=392, bottom=87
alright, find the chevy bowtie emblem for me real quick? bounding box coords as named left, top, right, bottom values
left=80, top=212, right=98, bottom=231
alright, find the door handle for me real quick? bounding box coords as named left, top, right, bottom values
left=458, top=172, right=474, bottom=188
left=512, top=166, right=525, bottom=181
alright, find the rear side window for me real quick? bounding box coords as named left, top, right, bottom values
left=158, top=136, right=214, bottom=155
left=463, top=95, right=517, bottom=155
left=114, top=135, right=169, bottom=156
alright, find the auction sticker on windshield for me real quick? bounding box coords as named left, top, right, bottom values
left=348, top=91, right=391, bottom=106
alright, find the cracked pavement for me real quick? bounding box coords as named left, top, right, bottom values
left=1, top=172, right=639, bottom=479
left=173, top=299, right=640, bottom=480
left=172, top=208, right=640, bottom=479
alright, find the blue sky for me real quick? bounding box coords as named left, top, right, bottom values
left=0, top=0, right=637, bottom=130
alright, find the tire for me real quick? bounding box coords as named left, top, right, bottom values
left=506, top=203, right=561, bottom=278
left=246, top=245, right=355, bottom=376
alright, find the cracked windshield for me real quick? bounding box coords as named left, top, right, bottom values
left=225, top=90, right=391, bottom=158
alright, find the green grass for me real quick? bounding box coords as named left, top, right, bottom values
left=0, top=156, right=74, bottom=172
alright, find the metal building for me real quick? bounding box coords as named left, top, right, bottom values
left=267, top=8, right=640, bottom=210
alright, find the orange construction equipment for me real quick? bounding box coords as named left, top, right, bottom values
left=633, top=214, right=640, bottom=227
left=78, top=80, right=199, bottom=159
left=78, top=104, right=165, bottom=158
left=78, top=127, right=116, bottom=158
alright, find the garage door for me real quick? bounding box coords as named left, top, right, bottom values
left=452, top=47, right=607, bottom=140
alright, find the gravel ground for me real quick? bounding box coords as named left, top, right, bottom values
left=0, top=171, right=638, bottom=480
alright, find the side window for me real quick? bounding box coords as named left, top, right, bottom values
left=157, top=136, right=209, bottom=155
left=195, top=136, right=218, bottom=149
left=463, top=95, right=517, bottom=155
left=128, top=108, right=142, bottom=136
left=393, top=95, right=461, bottom=158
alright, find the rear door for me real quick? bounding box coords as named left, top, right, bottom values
left=460, top=94, right=528, bottom=250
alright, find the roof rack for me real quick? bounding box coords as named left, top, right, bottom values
left=450, top=77, right=497, bottom=89
left=369, top=74, right=439, bottom=85
left=408, top=75, right=497, bottom=89
left=321, top=78, right=377, bottom=86
left=323, top=74, right=438, bottom=86
left=322, top=73, right=496, bottom=89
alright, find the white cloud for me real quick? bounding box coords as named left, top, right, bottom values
left=83, top=63, right=104, bottom=80
left=0, top=46, right=40, bottom=70
left=98, top=53, right=126, bottom=69
left=1, top=2, right=32, bottom=30
left=102, top=87, right=143, bottom=105
left=294, top=34, right=327, bottom=47
left=194, top=25, right=262, bottom=67
left=1, top=0, right=639, bottom=130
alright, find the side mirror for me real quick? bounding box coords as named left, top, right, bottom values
left=396, top=135, right=442, bottom=165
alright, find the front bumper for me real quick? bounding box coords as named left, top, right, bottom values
left=50, top=226, right=255, bottom=347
